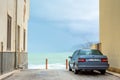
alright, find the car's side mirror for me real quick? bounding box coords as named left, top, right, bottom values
left=68, top=56, right=72, bottom=59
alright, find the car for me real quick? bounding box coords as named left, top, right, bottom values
left=69, top=49, right=109, bottom=74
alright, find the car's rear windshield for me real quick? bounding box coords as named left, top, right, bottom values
left=78, top=50, right=103, bottom=55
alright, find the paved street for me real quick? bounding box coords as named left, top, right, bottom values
left=4, top=69, right=120, bottom=80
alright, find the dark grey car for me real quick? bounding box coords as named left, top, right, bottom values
left=69, top=49, right=109, bottom=74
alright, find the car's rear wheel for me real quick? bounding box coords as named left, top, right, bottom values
left=100, top=70, right=106, bottom=74
left=74, top=69, right=79, bottom=74
left=69, top=64, right=72, bottom=71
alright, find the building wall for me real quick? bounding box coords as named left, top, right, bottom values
left=0, top=0, right=29, bottom=52
left=0, top=0, right=8, bottom=51
left=0, top=0, right=29, bottom=75
left=100, top=0, right=120, bottom=71
left=16, top=0, right=29, bottom=52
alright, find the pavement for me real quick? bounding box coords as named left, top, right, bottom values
left=0, top=70, right=20, bottom=80
left=3, top=69, right=120, bottom=80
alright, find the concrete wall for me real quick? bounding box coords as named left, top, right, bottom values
left=100, top=0, right=120, bottom=72
left=0, top=52, right=28, bottom=75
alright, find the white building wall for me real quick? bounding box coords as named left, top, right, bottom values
left=0, top=0, right=7, bottom=51
left=0, top=0, right=29, bottom=52
left=7, top=0, right=16, bottom=52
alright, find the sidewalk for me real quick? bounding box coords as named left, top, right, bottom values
left=107, top=70, right=120, bottom=78
left=0, top=70, right=20, bottom=80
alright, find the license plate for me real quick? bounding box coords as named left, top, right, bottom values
left=87, top=59, right=100, bottom=61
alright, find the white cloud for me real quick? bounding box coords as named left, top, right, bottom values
left=29, top=0, right=99, bottom=53
left=30, top=0, right=99, bottom=36
left=31, top=0, right=99, bottom=21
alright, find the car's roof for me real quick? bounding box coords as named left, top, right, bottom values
left=78, top=49, right=98, bottom=51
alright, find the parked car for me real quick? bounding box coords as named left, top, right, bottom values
left=69, top=49, right=109, bottom=74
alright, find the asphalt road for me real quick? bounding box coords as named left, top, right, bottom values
left=4, top=69, right=120, bottom=80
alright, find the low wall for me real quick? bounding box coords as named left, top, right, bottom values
left=0, top=52, right=28, bottom=75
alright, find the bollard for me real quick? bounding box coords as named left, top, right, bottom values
left=66, top=59, right=68, bottom=70
left=46, top=58, right=48, bottom=70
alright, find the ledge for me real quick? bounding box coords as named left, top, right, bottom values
left=107, top=70, right=120, bottom=77
left=0, top=70, right=20, bottom=80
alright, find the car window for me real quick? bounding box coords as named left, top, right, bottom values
left=72, top=50, right=78, bottom=59
left=72, top=51, right=76, bottom=57
left=78, top=50, right=103, bottom=55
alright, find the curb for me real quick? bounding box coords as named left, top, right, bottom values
left=107, top=71, right=120, bottom=77
left=0, top=70, right=20, bottom=80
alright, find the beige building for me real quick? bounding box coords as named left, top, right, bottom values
left=0, top=0, right=29, bottom=75
left=100, top=0, right=120, bottom=73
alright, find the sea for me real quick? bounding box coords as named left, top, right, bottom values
left=28, top=52, right=73, bottom=69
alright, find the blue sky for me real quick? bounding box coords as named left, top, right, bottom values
left=28, top=0, right=99, bottom=53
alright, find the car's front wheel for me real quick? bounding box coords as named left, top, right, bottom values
left=100, top=70, right=106, bottom=74
left=69, top=64, right=72, bottom=71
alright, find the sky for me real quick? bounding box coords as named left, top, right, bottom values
left=28, top=0, right=99, bottom=53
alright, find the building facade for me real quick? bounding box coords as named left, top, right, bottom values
left=0, top=0, right=29, bottom=75
left=100, top=0, right=120, bottom=73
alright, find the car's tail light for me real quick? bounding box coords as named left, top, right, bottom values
left=101, top=58, right=108, bottom=62
left=78, top=58, right=86, bottom=62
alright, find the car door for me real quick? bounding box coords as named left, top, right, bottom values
left=70, top=50, right=78, bottom=69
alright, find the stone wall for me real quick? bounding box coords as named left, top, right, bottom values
left=0, top=52, right=28, bottom=75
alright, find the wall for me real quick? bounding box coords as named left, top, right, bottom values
left=0, top=52, right=28, bottom=75
left=0, top=0, right=29, bottom=75
left=0, top=0, right=8, bottom=51
left=0, top=0, right=29, bottom=52
left=100, top=0, right=120, bottom=72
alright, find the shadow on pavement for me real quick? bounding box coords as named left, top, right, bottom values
left=76, top=70, right=106, bottom=76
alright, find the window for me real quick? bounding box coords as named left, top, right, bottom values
left=79, top=50, right=103, bottom=55
left=23, top=29, right=26, bottom=51
left=7, top=15, right=12, bottom=50
left=16, top=25, right=20, bottom=51
left=23, top=4, right=26, bottom=22
left=17, top=26, right=20, bottom=51
left=72, top=50, right=78, bottom=60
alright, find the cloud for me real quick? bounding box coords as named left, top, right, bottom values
left=31, top=0, right=99, bottom=21
left=30, top=0, right=99, bottom=33
left=29, top=0, right=99, bottom=52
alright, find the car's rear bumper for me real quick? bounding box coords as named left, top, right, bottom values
left=76, top=64, right=109, bottom=70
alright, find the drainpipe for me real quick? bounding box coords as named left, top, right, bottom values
left=14, top=0, right=18, bottom=69
left=1, top=42, right=3, bottom=74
